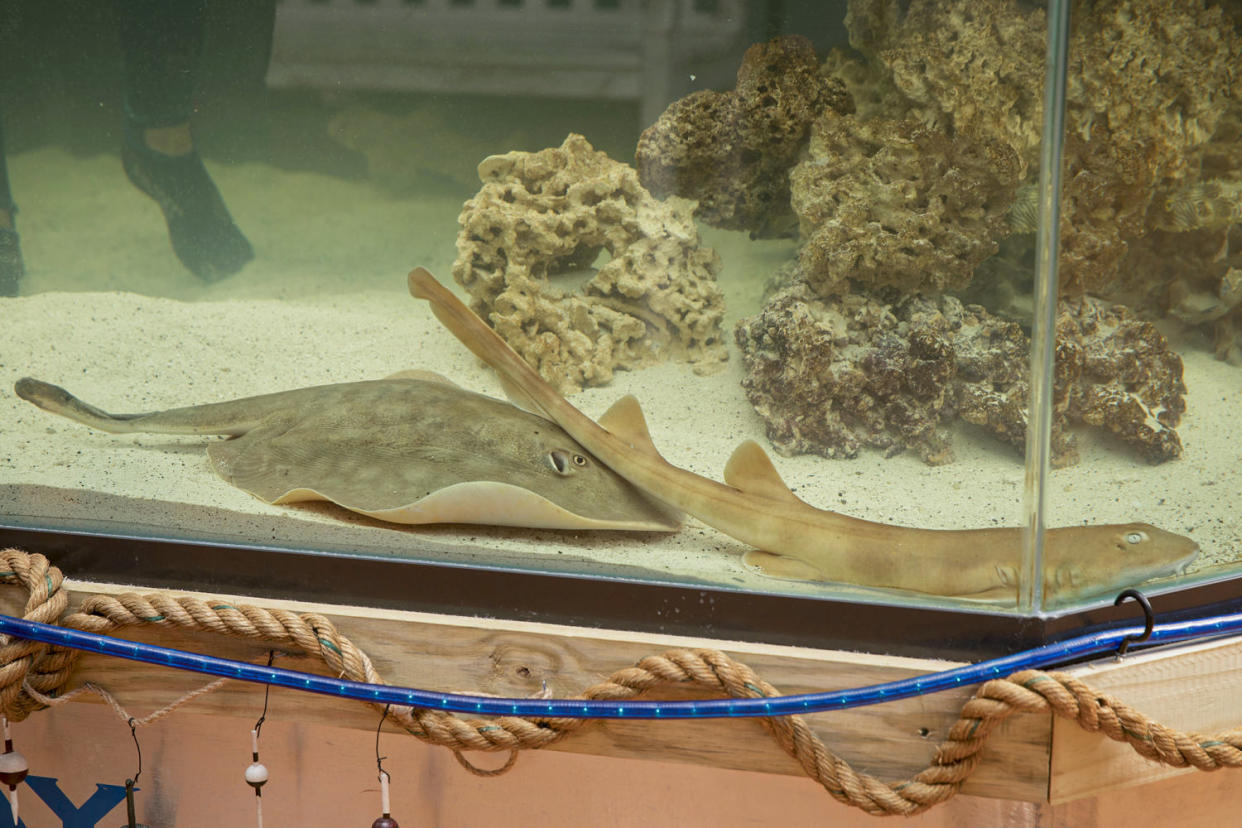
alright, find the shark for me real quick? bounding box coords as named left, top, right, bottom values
left=407, top=266, right=1200, bottom=602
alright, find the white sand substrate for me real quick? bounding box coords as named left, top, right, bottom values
left=1, top=147, right=1238, bottom=609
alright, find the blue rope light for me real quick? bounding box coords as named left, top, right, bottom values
left=1, top=611, right=1240, bottom=719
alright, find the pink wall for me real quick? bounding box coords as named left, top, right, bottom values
left=8, top=700, right=1240, bottom=827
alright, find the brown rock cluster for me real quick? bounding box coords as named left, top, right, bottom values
left=452, top=134, right=727, bottom=394
left=735, top=286, right=1185, bottom=466
left=789, top=115, right=1021, bottom=297
left=844, top=0, right=1242, bottom=295
left=636, top=35, right=853, bottom=239
left=441, top=0, right=1236, bottom=465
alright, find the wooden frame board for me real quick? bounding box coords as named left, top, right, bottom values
left=4, top=580, right=1240, bottom=805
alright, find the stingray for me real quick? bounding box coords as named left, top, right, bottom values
left=13, top=373, right=682, bottom=532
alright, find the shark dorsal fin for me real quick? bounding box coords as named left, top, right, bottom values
left=598, top=395, right=660, bottom=456
left=724, top=440, right=802, bottom=503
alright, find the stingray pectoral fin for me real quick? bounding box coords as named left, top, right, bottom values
left=267, top=487, right=333, bottom=505
left=383, top=369, right=460, bottom=386
left=207, top=428, right=296, bottom=502
left=351, top=481, right=680, bottom=531
left=742, top=549, right=826, bottom=581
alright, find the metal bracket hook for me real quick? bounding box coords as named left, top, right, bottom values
left=1114, top=588, right=1154, bottom=659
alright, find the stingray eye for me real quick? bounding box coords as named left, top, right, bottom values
left=547, top=450, right=575, bottom=475
left=1125, top=530, right=1149, bottom=546
left=572, top=453, right=589, bottom=468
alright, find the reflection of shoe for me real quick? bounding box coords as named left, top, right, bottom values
left=122, top=123, right=254, bottom=282
left=0, top=224, right=23, bottom=297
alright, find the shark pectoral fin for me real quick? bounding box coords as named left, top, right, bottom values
left=598, top=395, right=662, bottom=456
left=384, top=369, right=460, bottom=386
left=742, top=549, right=825, bottom=582
left=723, top=440, right=804, bottom=504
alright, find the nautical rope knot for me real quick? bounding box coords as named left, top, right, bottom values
left=0, top=546, right=1240, bottom=815
left=0, top=549, right=77, bottom=719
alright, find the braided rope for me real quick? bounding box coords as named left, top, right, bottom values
left=1, top=548, right=1240, bottom=814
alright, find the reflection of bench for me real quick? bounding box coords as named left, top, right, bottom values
left=265, top=0, right=750, bottom=125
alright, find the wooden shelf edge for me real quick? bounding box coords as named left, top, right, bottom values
left=28, top=581, right=1242, bottom=804
left=1050, top=635, right=1242, bottom=802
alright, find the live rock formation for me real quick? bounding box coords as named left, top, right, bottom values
left=453, top=134, right=727, bottom=394
left=843, top=0, right=1242, bottom=295
left=735, top=284, right=1185, bottom=466
left=788, top=114, right=1022, bottom=297
left=635, top=35, right=853, bottom=238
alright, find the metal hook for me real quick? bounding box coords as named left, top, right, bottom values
left=1114, top=588, right=1154, bottom=658
left=253, top=650, right=276, bottom=739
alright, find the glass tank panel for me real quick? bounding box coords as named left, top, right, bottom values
left=0, top=0, right=1237, bottom=626
left=1037, top=0, right=1242, bottom=609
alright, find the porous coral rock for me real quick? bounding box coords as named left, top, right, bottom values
left=735, top=285, right=1185, bottom=466
left=452, top=134, right=727, bottom=394
left=843, top=0, right=1242, bottom=296
left=788, top=114, right=1021, bottom=297
left=1058, top=298, right=1186, bottom=464
left=1131, top=226, right=1242, bottom=365
left=635, top=35, right=852, bottom=238
left=734, top=282, right=958, bottom=464
left=845, top=0, right=1046, bottom=170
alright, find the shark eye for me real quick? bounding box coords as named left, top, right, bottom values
left=1124, top=530, right=1149, bottom=545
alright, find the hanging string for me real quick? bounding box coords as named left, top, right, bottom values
left=0, top=718, right=29, bottom=825
left=253, top=651, right=275, bottom=739
left=371, top=704, right=398, bottom=828
left=128, top=718, right=142, bottom=786
left=123, top=718, right=142, bottom=828
left=246, top=651, right=276, bottom=828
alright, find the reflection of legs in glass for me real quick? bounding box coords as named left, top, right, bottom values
left=0, top=111, right=22, bottom=297
left=0, top=218, right=21, bottom=298
left=122, top=120, right=254, bottom=282
left=116, top=0, right=253, bottom=282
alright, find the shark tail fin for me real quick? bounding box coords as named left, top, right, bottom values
left=408, top=267, right=551, bottom=417
left=723, top=440, right=805, bottom=504
left=598, top=395, right=664, bottom=458
left=495, top=373, right=549, bottom=417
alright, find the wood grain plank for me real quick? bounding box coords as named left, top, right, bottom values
left=1, top=580, right=1051, bottom=801
left=1049, top=636, right=1242, bottom=803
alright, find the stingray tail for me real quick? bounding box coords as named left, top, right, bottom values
left=14, top=377, right=257, bottom=435
left=13, top=377, right=154, bottom=433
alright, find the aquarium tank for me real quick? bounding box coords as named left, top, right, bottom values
left=0, top=0, right=1238, bottom=654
